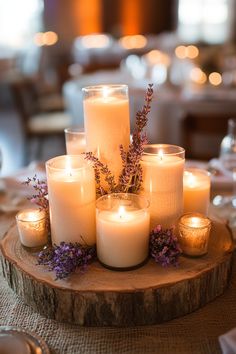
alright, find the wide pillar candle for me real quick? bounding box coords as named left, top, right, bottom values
left=46, top=155, right=96, bottom=245
left=141, top=144, right=185, bottom=229
left=183, top=168, right=211, bottom=215
left=82, top=85, right=130, bottom=183
left=96, top=193, right=150, bottom=269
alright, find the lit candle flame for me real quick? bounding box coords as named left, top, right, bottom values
left=118, top=206, right=125, bottom=219
left=184, top=171, right=196, bottom=187
left=190, top=217, right=201, bottom=227
left=158, top=149, right=164, bottom=161
left=102, top=86, right=110, bottom=99
left=65, top=156, right=73, bottom=176
left=27, top=211, right=39, bottom=222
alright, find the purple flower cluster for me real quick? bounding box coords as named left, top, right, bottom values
left=23, top=174, right=48, bottom=210
left=38, top=242, right=96, bottom=279
left=149, top=225, right=182, bottom=267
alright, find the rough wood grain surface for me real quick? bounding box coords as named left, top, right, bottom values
left=0, top=221, right=234, bottom=326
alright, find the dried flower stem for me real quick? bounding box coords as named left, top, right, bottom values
left=23, top=175, right=50, bottom=233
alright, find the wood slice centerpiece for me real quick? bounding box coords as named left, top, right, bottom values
left=0, top=221, right=234, bottom=326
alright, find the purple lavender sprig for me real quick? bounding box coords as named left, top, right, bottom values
left=23, top=174, right=48, bottom=210
left=38, top=242, right=96, bottom=279
left=23, top=174, right=50, bottom=232
left=149, top=225, right=182, bottom=267
left=84, top=152, right=116, bottom=196
left=118, top=84, right=153, bottom=193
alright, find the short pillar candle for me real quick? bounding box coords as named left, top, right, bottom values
left=16, top=208, right=48, bottom=250
left=83, top=85, right=130, bottom=183
left=141, top=144, right=185, bottom=229
left=178, top=213, right=212, bottom=257
left=183, top=168, right=211, bottom=215
left=64, top=127, right=86, bottom=155
left=46, top=155, right=96, bottom=246
left=96, top=193, right=150, bottom=270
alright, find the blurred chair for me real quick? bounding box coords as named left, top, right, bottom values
left=181, top=112, right=231, bottom=160
left=10, top=77, right=71, bottom=163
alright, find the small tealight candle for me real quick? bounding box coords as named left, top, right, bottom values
left=178, top=213, right=212, bottom=257
left=96, top=193, right=150, bottom=270
left=183, top=168, right=210, bottom=215
left=16, top=208, right=48, bottom=251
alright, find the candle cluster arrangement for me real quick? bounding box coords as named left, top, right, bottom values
left=17, top=84, right=213, bottom=278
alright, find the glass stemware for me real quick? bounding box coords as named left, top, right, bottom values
left=0, top=148, right=2, bottom=172
left=212, top=119, right=236, bottom=227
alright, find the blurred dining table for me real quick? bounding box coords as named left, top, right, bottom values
left=0, top=161, right=236, bottom=354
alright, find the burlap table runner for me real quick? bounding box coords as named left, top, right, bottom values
left=0, top=214, right=235, bottom=354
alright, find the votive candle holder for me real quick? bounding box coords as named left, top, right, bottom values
left=16, top=208, right=48, bottom=251
left=178, top=213, right=212, bottom=257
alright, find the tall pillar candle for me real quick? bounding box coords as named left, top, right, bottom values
left=141, top=144, right=185, bottom=229
left=46, top=155, right=96, bottom=245
left=82, top=85, right=130, bottom=183
left=183, top=168, right=211, bottom=215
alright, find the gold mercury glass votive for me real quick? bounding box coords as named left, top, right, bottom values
left=178, top=213, right=212, bottom=257
left=16, top=208, right=48, bottom=252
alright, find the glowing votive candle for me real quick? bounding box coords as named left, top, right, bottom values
left=16, top=208, right=48, bottom=250
left=64, top=127, right=86, bottom=154
left=141, top=144, right=185, bottom=229
left=96, top=193, right=150, bottom=270
left=46, top=155, right=96, bottom=245
left=178, top=213, right=212, bottom=257
left=83, top=85, right=130, bottom=183
left=183, top=168, right=210, bottom=215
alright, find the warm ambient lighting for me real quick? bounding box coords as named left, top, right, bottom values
left=175, top=45, right=199, bottom=59
left=81, top=34, right=111, bottom=48
left=175, top=45, right=187, bottom=59
left=119, top=35, right=147, bottom=49
left=73, top=0, right=101, bottom=35
left=190, top=68, right=207, bottom=84
left=209, top=72, right=222, bottom=86
left=145, top=50, right=170, bottom=66
left=34, top=31, right=58, bottom=46
left=187, top=45, right=199, bottom=59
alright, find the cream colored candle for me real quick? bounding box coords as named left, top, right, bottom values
left=16, top=208, right=48, bottom=249
left=183, top=168, right=210, bottom=215
left=96, top=193, right=150, bottom=269
left=83, top=85, right=130, bottom=183
left=141, top=144, right=185, bottom=229
left=178, top=213, right=212, bottom=256
left=46, top=155, right=96, bottom=245
left=64, top=127, right=86, bottom=154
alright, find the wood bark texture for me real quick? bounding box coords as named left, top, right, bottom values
left=0, top=221, right=234, bottom=326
